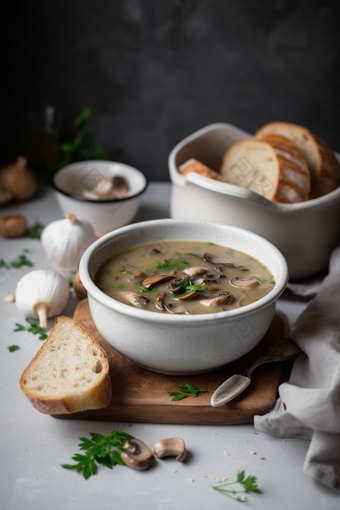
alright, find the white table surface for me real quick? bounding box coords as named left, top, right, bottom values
left=0, top=184, right=338, bottom=510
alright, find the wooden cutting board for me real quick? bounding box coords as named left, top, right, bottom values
left=54, top=299, right=284, bottom=425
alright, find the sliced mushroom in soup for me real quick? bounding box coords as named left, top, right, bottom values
left=93, top=240, right=275, bottom=314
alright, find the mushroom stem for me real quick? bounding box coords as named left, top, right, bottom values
left=64, top=212, right=78, bottom=225
left=154, top=438, right=187, bottom=462
left=33, top=302, right=50, bottom=328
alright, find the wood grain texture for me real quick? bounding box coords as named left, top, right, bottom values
left=53, top=299, right=284, bottom=425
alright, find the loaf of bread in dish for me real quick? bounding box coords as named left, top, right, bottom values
left=20, top=316, right=112, bottom=414
left=220, top=136, right=311, bottom=203
left=179, top=158, right=225, bottom=181
left=256, top=122, right=340, bottom=198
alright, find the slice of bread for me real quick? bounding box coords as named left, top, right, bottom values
left=256, top=122, right=340, bottom=198
left=179, top=158, right=225, bottom=181
left=220, top=137, right=311, bottom=203
left=20, top=316, right=112, bottom=414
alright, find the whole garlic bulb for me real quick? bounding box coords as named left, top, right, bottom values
left=41, top=212, right=96, bottom=271
left=16, top=269, right=70, bottom=328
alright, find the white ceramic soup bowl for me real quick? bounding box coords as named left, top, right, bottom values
left=53, top=160, right=148, bottom=236
left=79, top=219, right=288, bottom=375
left=169, top=123, right=340, bottom=280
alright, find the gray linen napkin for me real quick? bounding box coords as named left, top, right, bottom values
left=254, top=246, right=340, bottom=493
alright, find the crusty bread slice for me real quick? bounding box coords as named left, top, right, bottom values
left=179, top=158, right=225, bottom=181
left=220, top=138, right=311, bottom=203
left=20, top=316, right=112, bottom=414
left=256, top=122, right=340, bottom=198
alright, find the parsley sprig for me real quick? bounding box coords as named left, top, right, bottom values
left=168, top=383, right=210, bottom=401
left=14, top=319, right=48, bottom=340
left=27, top=222, right=45, bottom=240
left=7, top=345, right=20, bottom=352
left=211, top=471, right=262, bottom=503
left=61, top=429, right=134, bottom=479
left=156, top=257, right=190, bottom=271
left=137, top=285, right=158, bottom=294
left=180, top=278, right=205, bottom=293
left=0, top=254, right=33, bottom=269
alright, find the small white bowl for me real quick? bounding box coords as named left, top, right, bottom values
left=53, top=160, right=148, bottom=236
left=79, top=219, right=288, bottom=375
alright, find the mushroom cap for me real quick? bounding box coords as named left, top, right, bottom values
left=154, top=437, right=187, bottom=462
left=230, top=277, right=259, bottom=289
left=182, top=267, right=207, bottom=277
left=121, top=438, right=155, bottom=470
left=121, top=291, right=149, bottom=308
left=200, top=293, right=235, bottom=307
left=141, top=274, right=175, bottom=289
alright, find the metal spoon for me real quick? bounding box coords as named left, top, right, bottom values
left=211, top=338, right=301, bottom=407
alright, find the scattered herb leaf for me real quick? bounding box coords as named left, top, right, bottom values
left=226, top=249, right=234, bottom=254
left=168, top=383, right=210, bottom=401
left=187, top=253, right=201, bottom=258
left=67, top=277, right=73, bottom=288
left=144, top=268, right=153, bottom=272
left=137, top=285, right=158, bottom=294
left=119, top=269, right=133, bottom=275
left=114, top=284, right=125, bottom=289
left=10, top=255, right=33, bottom=268
left=23, top=249, right=31, bottom=253
left=61, top=429, right=134, bottom=480
left=175, top=251, right=181, bottom=256
left=258, top=277, right=268, bottom=282
left=193, top=246, right=200, bottom=251
left=0, top=259, right=9, bottom=268
left=140, top=254, right=146, bottom=258
left=27, top=222, right=44, bottom=240
left=7, top=345, right=20, bottom=352
left=156, top=258, right=190, bottom=271
left=211, top=471, right=262, bottom=503
left=14, top=319, right=48, bottom=340
left=180, top=278, right=205, bottom=292
left=207, top=242, right=216, bottom=246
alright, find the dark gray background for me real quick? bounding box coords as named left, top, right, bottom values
left=3, top=0, right=340, bottom=180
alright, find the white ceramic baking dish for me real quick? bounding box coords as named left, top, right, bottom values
left=79, top=219, right=288, bottom=375
left=168, top=123, right=340, bottom=280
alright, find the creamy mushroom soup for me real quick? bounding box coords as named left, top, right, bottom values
left=94, top=241, right=275, bottom=315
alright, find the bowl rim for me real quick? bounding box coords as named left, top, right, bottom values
left=52, top=160, right=149, bottom=204
left=79, top=219, right=289, bottom=324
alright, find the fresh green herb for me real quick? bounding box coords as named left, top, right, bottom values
left=174, top=251, right=181, bottom=256
left=10, top=255, right=33, bottom=268
left=0, top=259, right=9, bottom=268
left=58, top=107, right=123, bottom=170
left=180, top=278, right=205, bottom=292
left=187, top=253, right=201, bottom=258
left=207, top=242, right=216, bottom=246
left=193, top=246, right=200, bottom=251
left=168, top=383, right=210, bottom=401
left=61, top=429, right=134, bottom=480
left=119, top=269, right=133, bottom=275
left=114, top=284, right=125, bottom=289
left=258, top=277, right=268, bottom=282
left=137, top=285, right=158, bottom=294
left=67, top=277, right=73, bottom=288
left=27, top=222, right=44, bottom=240
left=210, top=471, right=262, bottom=503
left=7, top=345, right=20, bottom=352
left=156, top=258, right=190, bottom=271
left=226, top=249, right=234, bottom=254
left=140, top=254, right=146, bottom=258
left=14, top=319, right=48, bottom=340
left=144, top=268, right=153, bottom=272
left=23, top=249, right=31, bottom=253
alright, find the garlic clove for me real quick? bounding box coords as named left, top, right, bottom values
left=16, top=270, right=70, bottom=328
left=41, top=212, right=96, bottom=271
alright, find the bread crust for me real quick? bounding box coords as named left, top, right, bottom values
left=220, top=138, right=311, bottom=203
left=179, top=158, right=225, bottom=181
left=20, top=316, right=112, bottom=414
left=256, top=122, right=340, bottom=198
